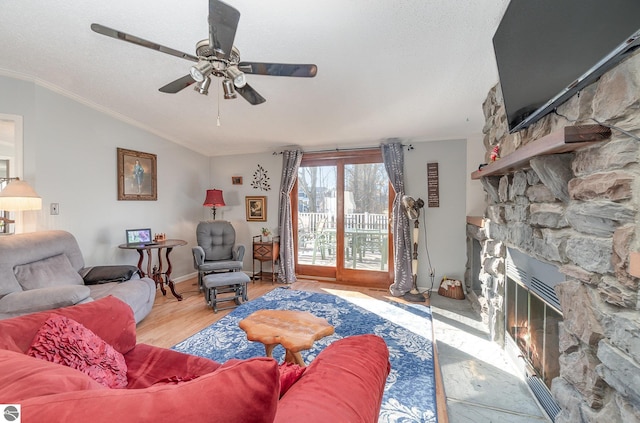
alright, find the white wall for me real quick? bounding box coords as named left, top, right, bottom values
left=209, top=152, right=283, bottom=271
left=0, top=75, right=209, bottom=280
left=405, top=138, right=468, bottom=290
left=466, top=134, right=487, bottom=216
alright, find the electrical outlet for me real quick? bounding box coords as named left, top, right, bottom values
left=50, top=203, right=59, bottom=215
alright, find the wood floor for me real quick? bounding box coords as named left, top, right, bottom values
left=136, top=277, right=278, bottom=348
left=136, top=276, right=414, bottom=348
left=136, top=277, right=448, bottom=423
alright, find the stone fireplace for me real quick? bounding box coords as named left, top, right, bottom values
left=466, top=48, right=640, bottom=423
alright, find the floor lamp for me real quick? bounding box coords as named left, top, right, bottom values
left=402, top=195, right=426, bottom=302
left=0, top=177, right=42, bottom=234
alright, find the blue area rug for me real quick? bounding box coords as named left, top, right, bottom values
left=173, top=287, right=437, bottom=423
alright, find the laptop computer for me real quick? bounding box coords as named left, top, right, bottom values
left=125, top=228, right=157, bottom=247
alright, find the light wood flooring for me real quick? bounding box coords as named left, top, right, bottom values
left=136, top=277, right=412, bottom=348
left=136, top=277, right=447, bottom=423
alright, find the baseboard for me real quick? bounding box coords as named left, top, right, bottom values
left=173, top=272, right=198, bottom=284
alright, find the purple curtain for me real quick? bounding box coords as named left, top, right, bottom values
left=277, top=150, right=303, bottom=283
left=381, top=141, right=413, bottom=296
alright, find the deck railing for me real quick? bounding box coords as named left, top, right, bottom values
left=298, top=212, right=388, bottom=232
left=297, top=212, right=389, bottom=270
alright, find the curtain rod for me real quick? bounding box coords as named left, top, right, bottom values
left=272, top=144, right=414, bottom=155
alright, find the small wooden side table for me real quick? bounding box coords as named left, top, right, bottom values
left=118, top=239, right=187, bottom=301
left=239, top=309, right=334, bottom=367
left=252, top=235, right=279, bottom=283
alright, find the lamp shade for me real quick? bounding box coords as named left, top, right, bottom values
left=203, top=189, right=225, bottom=207
left=0, top=180, right=42, bottom=211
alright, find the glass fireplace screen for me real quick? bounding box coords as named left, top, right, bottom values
left=506, top=276, right=562, bottom=388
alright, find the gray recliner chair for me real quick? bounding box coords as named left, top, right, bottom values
left=192, top=221, right=245, bottom=290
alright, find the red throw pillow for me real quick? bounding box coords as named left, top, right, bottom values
left=0, top=349, right=106, bottom=403
left=278, top=362, right=306, bottom=397
left=27, top=315, right=128, bottom=389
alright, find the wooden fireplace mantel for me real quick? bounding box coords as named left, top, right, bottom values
left=629, top=252, right=640, bottom=278
left=471, top=125, right=611, bottom=180
left=466, top=216, right=485, bottom=228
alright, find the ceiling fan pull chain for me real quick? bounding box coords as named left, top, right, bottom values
left=216, top=79, right=221, bottom=127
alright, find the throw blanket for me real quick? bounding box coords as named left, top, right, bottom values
left=174, top=287, right=437, bottom=423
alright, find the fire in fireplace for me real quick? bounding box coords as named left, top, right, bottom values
left=506, top=277, right=562, bottom=387
left=505, top=248, right=564, bottom=419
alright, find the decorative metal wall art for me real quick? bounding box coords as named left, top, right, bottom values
left=251, top=164, right=271, bottom=191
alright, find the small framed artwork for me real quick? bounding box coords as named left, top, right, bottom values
left=117, top=148, right=157, bottom=201
left=232, top=176, right=243, bottom=185
left=246, top=196, right=267, bottom=222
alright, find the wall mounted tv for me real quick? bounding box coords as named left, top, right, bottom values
left=493, top=0, right=640, bottom=133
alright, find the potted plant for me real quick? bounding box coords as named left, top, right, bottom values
left=261, top=227, right=271, bottom=239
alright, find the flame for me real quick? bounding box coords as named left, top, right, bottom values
left=513, top=320, right=540, bottom=367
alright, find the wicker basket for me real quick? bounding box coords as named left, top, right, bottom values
left=438, top=278, right=465, bottom=300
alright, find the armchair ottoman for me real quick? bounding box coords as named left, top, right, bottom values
left=203, top=271, right=251, bottom=313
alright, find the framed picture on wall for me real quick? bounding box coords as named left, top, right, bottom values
left=117, top=148, right=157, bottom=201
left=245, top=196, right=267, bottom=221
left=232, top=176, right=243, bottom=185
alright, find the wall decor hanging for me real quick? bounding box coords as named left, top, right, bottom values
left=251, top=164, right=271, bottom=191
left=427, top=162, right=439, bottom=207
left=245, top=196, right=267, bottom=221
left=117, top=148, right=157, bottom=201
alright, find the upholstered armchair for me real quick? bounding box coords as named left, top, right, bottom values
left=192, top=221, right=245, bottom=290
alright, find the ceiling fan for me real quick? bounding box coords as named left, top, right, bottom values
left=91, top=0, right=317, bottom=105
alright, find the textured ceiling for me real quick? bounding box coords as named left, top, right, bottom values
left=0, top=0, right=510, bottom=157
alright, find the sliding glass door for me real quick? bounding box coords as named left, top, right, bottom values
left=294, top=150, right=392, bottom=287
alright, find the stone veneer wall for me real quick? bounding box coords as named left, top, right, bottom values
left=467, top=49, right=640, bottom=422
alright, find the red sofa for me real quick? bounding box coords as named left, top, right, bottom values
left=0, top=296, right=390, bottom=423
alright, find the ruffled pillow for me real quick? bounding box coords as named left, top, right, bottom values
left=27, top=315, right=128, bottom=389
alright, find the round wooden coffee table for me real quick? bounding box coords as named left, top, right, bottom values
left=239, top=309, right=334, bottom=367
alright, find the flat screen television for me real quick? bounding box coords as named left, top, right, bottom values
left=493, top=0, right=640, bottom=133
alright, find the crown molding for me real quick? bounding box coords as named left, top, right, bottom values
left=0, top=68, right=203, bottom=155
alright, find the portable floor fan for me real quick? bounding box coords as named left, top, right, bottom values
left=91, top=0, right=317, bottom=105
left=402, top=195, right=427, bottom=302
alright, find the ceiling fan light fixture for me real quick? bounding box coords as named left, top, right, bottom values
left=222, top=79, right=237, bottom=99
left=227, top=66, right=246, bottom=88
left=91, top=1, right=316, bottom=105
left=189, top=60, right=213, bottom=82
left=194, top=76, right=211, bottom=95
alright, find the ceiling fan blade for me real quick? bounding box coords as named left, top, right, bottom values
left=159, top=75, right=196, bottom=93
left=209, top=0, right=241, bottom=60
left=236, top=84, right=266, bottom=105
left=238, top=62, right=318, bottom=77
left=91, top=23, right=198, bottom=62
